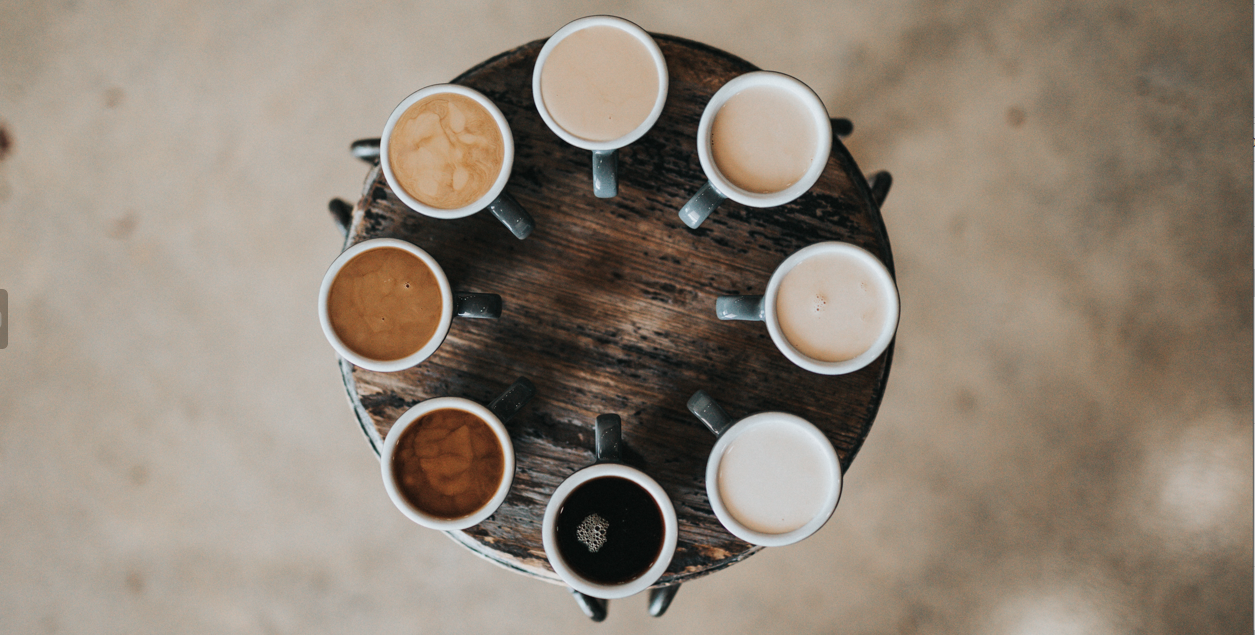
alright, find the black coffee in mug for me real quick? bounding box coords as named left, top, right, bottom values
left=554, top=476, right=664, bottom=585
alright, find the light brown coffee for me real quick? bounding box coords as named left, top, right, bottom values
left=392, top=408, right=505, bottom=520
left=775, top=252, right=889, bottom=363
left=710, top=85, right=818, bottom=194
left=388, top=93, right=505, bottom=210
left=539, top=25, right=660, bottom=142
left=327, top=247, right=443, bottom=361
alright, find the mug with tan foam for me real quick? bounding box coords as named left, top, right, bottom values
left=318, top=238, right=502, bottom=372
left=679, top=71, right=832, bottom=229
left=382, top=84, right=535, bottom=240
left=532, top=15, right=669, bottom=198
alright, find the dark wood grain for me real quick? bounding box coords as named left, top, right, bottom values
left=337, top=34, right=895, bottom=586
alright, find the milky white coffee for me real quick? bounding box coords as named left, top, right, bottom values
left=775, top=251, right=890, bottom=363
left=539, top=25, right=660, bottom=143
left=710, top=84, right=818, bottom=194
left=716, top=418, right=834, bottom=534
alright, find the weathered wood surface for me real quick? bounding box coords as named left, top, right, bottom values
left=337, top=35, right=895, bottom=586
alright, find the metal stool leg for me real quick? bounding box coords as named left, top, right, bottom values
left=570, top=589, right=608, bottom=622
left=648, top=584, right=680, bottom=617
left=868, top=170, right=893, bottom=208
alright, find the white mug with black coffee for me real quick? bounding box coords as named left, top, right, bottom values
left=533, top=15, right=669, bottom=198
left=717, top=241, right=899, bottom=375
left=687, top=390, right=842, bottom=547
left=318, top=238, right=502, bottom=372
left=381, top=377, right=536, bottom=531
left=679, top=71, right=832, bottom=229
left=542, top=414, right=678, bottom=599
left=381, top=84, right=535, bottom=239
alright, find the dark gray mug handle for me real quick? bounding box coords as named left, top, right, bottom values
left=592, top=150, right=618, bottom=198
left=678, top=181, right=728, bottom=229
left=486, top=191, right=535, bottom=240
left=687, top=390, right=734, bottom=437
left=595, top=414, right=622, bottom=462
left=715, top=295, right=765, bottom=321
left=487, top=377, right=536, bottom=423
left=454, top=293, right=502, bottom=319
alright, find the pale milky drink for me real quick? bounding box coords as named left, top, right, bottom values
left=776, top=252, right=890, bottom=363
left=716, top=419, right=835, bottom=534
left=711, top=85, right=819, bottom=194
left=539, top=25, right=660, bottom=142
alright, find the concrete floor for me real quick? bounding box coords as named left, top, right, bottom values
left=0, top=0, right=1250, bottom=633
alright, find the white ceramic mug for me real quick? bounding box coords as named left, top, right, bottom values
left=542, top=415, right=678, bottom=599
left=532, top=15, right=669, bottom=198
left=687, top=390, right=842, bottom=547
left=381, top=84, right=534, bottom=239
left=318, top=238, right=501, bottom=372
left=716, top=241, right=899, bottom=375
left=679, top=71, right=832, bottom=228
left=380, top=378, right=535, bottom=531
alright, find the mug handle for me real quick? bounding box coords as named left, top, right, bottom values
left=595, top=414, right=622, bottom=462
left=715, top=295, right=764, bottom=321
left=487, top=377, right=537, bottom=423
left=592, top=150, right=618, bottom=199
left=678, top=181, right=728, bottom=229
left=486, top=191, right=535, bottom=240
left=687, top=390, right=734, bottom=437
left=454, top=293, right=502, bottom=319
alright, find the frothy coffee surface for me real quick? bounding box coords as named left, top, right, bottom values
left=388, top=93, right=504, bottom=210
left=392, top=408, right=504, bottom=520
left=327, top=247, right=443, bottom=362
left=775, top=252, right=890, bottom=363
left=711, top=85, right=818, bottom=194
left=539, top=25, right=660, bottom=142
left=717, top=419, right=832, bottom=535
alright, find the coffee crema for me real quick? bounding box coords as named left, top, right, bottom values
left=388, top=93, right=504, bottom=210
left=392, top=407, right=505, bottom=520
left=555, top=476, right=664, bottom=585
left=539, top=25, right=660, bottom=143
left=775, top=252, right=889, bottom=363
left=327, top=246, right=443, bottom=362
left=717, top=419, right=833, bottom=534
left=710, top=85, right=818, bottom=194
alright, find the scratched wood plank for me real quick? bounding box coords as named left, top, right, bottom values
left=336, top=34, right=896, bottom=587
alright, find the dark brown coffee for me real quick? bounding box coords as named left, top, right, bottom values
left=555, top=476, right=664, bottom=585
left=391, top=408, right=504, bottom=520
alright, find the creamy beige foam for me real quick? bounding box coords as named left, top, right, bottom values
left=539, top=25, right=660, bottom=142
left=327, top=247, right=443, bottom=361
left=388, top=93, right=504, bottom=210
left=710, top=85, right=818, bottom=194
left=775, top=252, right=889, bottom=363
left=717, top=419, right=832, bottom=535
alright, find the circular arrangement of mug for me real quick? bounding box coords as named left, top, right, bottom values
left=322, top=14, right=899, bottom=597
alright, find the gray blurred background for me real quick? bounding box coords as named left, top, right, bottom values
left=0, top=0, right=1251, bottom=633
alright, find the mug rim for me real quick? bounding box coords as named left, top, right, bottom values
left=763, top=241, right=900, bottom=375
left=541, top=462, right=679, bottom=599
left=531, top=15, right=669, bottom=151
left=696, top=70, right=833, bottom=208
left=380, top=84, right=515, bottom=219
left=379, top=396, right=516, bottom=531
left=705, top=412, right=842, bottom=547
left=317, top=238, right=454, bottom=372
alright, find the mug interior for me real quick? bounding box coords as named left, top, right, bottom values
left=380, top=397, right=515, bottom=531
left=696, top=71, right=832, bottom=208
left=762, top=241, right=899, bottom=375
left=531, top=15, right=669, bottom=151
left=542, top=462, right=678, bottom=599
left=380, top=84, right=514, bottom=219
left=318, top=238, right=454, bottom=372
left=705, top=412, right=842, bottom=547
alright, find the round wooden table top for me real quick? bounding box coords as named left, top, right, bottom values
left=336, top=34, right=895, bottom=587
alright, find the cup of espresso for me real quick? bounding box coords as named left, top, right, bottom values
left=678, top=71, right=833, bottom=229
left=686, top=390, right=842, bottom=547
left=717, top=241, right=899, bottom=375
left=543, top=414, right=678, bottom=599
left=381, top=377, right=536, bottom=530
left=318, top=238, right=503, bottom=372
left=532, top=15, right=669, bottom=198
left=381, top=84, right=535, bottom=240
